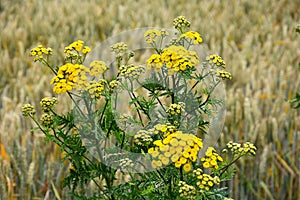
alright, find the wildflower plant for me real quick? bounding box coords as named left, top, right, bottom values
left=23, top=16, right=256, bottom=199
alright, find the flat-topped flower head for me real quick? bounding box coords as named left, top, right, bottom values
left=30, top=44, right=53, bottom=62
left=206, top=54, right=226, bottom=68
left=149, top=131, right=203, bottom=171
left=193, top=168, right=220, bottom=191
left=40, top=97, right=58, bottom=112
left=22, top=104, right=36, bottom=116
left=179, top=31, right=203, bottom=44
left=40, top=113, right=54, bottom=127
left=178, top=181, right=196, bottom=199
left=216, top=70, right=232, bottom=80
left=173, top=16, right=190, bottom=31
left=50, top=63, right=90, bottom=94
left=86, top=79, right=107, bottom=99
left=111, top=42, right=128, bottom=58
left=89, top=60, right=108, bottom=77
left=225, top=141, right=257, bottom=156
left=118, top=64, right=144, bottom=79
left=133, top=130, right=153, bottom=146
left=200, top=147, right=223, bottom=169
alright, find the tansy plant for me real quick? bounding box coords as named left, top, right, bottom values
left=23, top=16, right=256, bottom=200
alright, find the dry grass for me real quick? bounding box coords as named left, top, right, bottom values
left=0, top=0, right=299, bottom=199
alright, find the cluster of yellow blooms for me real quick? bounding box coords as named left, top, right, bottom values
left=144, top=29, right=169, bottom=44
left=108, top=79, right=119, bottom=90
left=205, top=54, right=232, bottom=80
left=111, top=42, right=128, bottom=58
left=64, top=40, right=91, bottom=60
left=30, top=45, right=53, bottom=62
left=21, top=104, right=36, bottom=116
left=225, top=141, right=257, bottom=156
left=40, top=97, right=58, bottom=112
left=216, top=69, right=232, bottom=80
left=148, top=131, right=202, bottom=172
left=173, top=16, right=191, bottom=30
left=147, top=45, right=199, bottom=75
left=200, top=147, right=223, bottom=169
left=206, top=54, right=226, bottom=68
left=179, top=31, right=203, bottom=44
left=133, top=130, right=153, bottom=146
left=86, top=79, right=107, bottom=99
left=178, top=181, right=196, bottom=199
left=119, top=158, right=134, bottom=169
left=118, top=64, right=145, bottom=79
left=40, top=113, right=54, bottom=127
left=166, top=103, right=184, bottom=116
left=193, top=168, right=220, bottom=192
left=151, top=123, right=176, bottom=136
left=50, top=63, right=89, bottom=94
left=89, top=60, right=108, bottom=77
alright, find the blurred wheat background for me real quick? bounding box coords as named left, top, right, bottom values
left=0, top=0, right=299, bottom=199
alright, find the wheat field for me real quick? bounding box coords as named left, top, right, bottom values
left=0, top=0, right=299, bottom=199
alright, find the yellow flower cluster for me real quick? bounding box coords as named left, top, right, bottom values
left=21, top=104, right=36, bottom=116
left=193, top=168, right=220, bottom=191
left=200, top=147, right=223, bottom=169
left=119, top=158, right=134, bottom=169
left=144, top=29, right=169, bottom=44
left=151, top=123, right=176, bottom=136
left=146, top=54, right=163, bottom=71
left=89, top=60, right=108, bottom=77
left=147, top=45, right=199, bottom=75
left=86, top=79, right=107, bottom=99
left=216, top=70, right=232, bottom=80
left=50, top=63, right=89, bottom=94
left=179, top=31, right=203, bottom=44
left=133, top=130, right=153, bottom=146
left=149, top=131, right=203, bottom=172
left=119, top=64, right=144, bottom=79
left=178, top=181, right=196, bottom=200
left=64, top=40, right=91, bottom=54
left=30, top=45, right=53, bottom=62
left=109, top=80, right=119, bottom=90
left=226, top=141, right=257, bottom=156
left=64, top=40, right=91, bottom=60
left=111, top=42, right=128, bottom=57
left=206, top=54, right=226, bottom=68
left=40, top=113, right=54, bottom=127
left=173, top=16, right=190, bottom=30
left=40, top=97, right=58, bottom=112
left=166, top=103, right=184, bottom=116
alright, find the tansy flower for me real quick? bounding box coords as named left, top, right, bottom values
left=200, top=147, right=223, bottom=169
left=173, top=16, right=190, bottom=30
left=206, top=54, right=226, bottom=68
left=111, top=42, right=128, bottom=56
left=146, top=54, right=163, bottom=71
left=22, top=104, right=36, bottom=116
left=178, top=181, right=196, bottom=199
left=118, top=64, right=144, bottom=79
left=225, top=141, right=257, bottom=156
left=180, top=31, right=203, bottom=44
left=216, top=70, right=232, bottom=80
left=86, top=79, right=107, bottom=99
left=40, top=113, right=54, bottom=127
left=193, top=168, right=220, bottom=191
left=50, top=63, right=90, bottom=94
left=133, top=130, right=153, bottom=146
left=89, top=60, right=107, bottom=77
left=40, top=97, right=58, bottom=112
left=30, top=45, right=53, bottom=62
left=149, top=131, right=202, bottom=171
